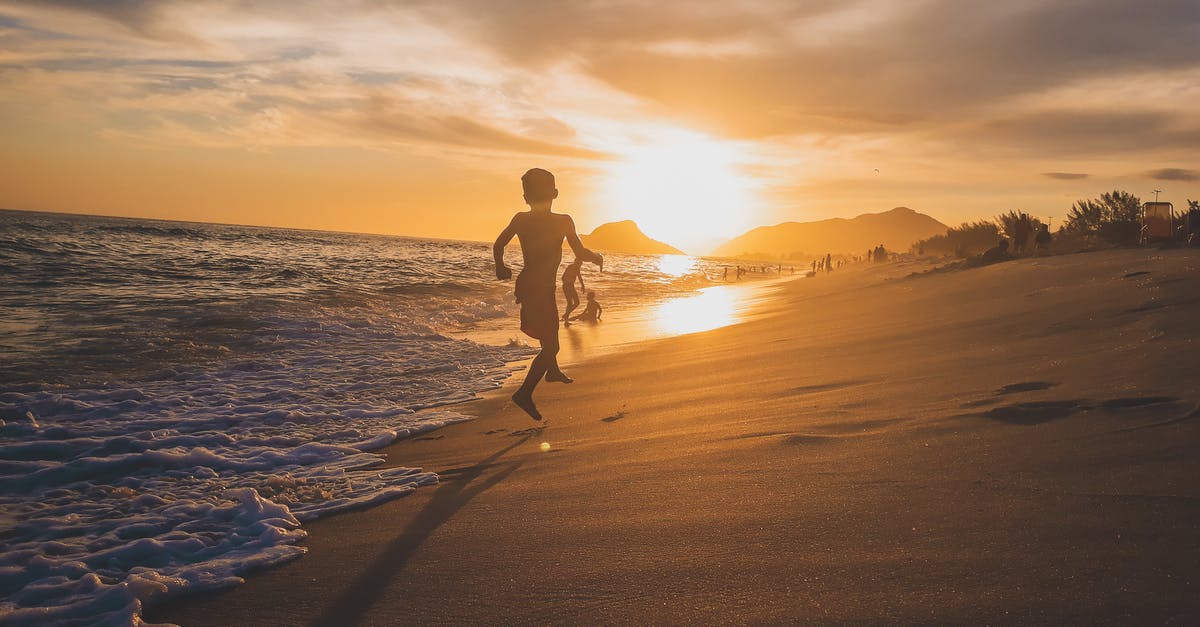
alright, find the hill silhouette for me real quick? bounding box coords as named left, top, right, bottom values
left=712, top=207, right=947, bottom=259
left=579, top=220, right=684, bottom=255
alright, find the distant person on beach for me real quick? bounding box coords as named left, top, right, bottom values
left=825, top=253, right=832, bottom=273
left=494, top=168, right=603, bottom=420
left=979, top=239, right=1011, bottom=265
left=866, top=249, right=873, bottom=263
left=561, top=258, right=585, bottom=322
left=1013, top=214, right=1032, bottom=255
left=571, top=290, right=603, bottom=322
left=1034, top=224, right=1051, bottom=254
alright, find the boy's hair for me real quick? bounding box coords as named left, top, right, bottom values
left=587, top=290, right=596, bottom=298
left=522, top=168, right=556, bottom=202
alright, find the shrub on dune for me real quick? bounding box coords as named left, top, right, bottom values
left=1062, top=190, right=1141, bottom=246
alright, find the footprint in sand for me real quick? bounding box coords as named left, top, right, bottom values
left=996, top=381, right=1058, bottom=395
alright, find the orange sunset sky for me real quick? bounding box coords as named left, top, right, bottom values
left=1, top=0, right=1198, bottom=253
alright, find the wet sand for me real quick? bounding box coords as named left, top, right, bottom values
left=155, top=248, right=1200, bottom=625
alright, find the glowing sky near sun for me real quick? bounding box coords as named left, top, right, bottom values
left=1, top=1, right=1198, bottom=252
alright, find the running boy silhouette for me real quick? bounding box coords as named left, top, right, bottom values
left=561, top=258, right=586, bottom=322
left=494, top=168, right=603, bottom=420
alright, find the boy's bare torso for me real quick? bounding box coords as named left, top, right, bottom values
left=511, top=211, right=574, bottom=279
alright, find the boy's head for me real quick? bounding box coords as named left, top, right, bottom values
left=522, top=168, right=558, bottom=208
left=587, top=290, right=596, bottom=299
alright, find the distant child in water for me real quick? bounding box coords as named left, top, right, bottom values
left=494, top=168, right=603, bottom=421
left=571, top=290, right=603, bottom=323
left=561, top=258, right=586, bottom=322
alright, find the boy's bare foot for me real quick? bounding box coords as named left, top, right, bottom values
left=511, top=389, right=543, bottom=421
left=545, top=369, right=574, bottom=384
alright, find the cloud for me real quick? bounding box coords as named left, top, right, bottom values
left=24, top=0, right=162, bottom=30
left=3, top=0, right=1199, bottom=179
left=354, top=95, right=610, bottom=159
left=963, top=110, right=1200, bottom=158
left=428, top=0, right=1200, bottom=142
left=5, top=0, right=202, bottom=41
left=1042, top=172, right=1089, bottom=180
left=0, top=1, right=615, bottom=160
left=1145, top=168, right=1200, bottom=182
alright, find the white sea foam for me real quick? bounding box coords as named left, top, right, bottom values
left=0, top=323, right=528, bottom=624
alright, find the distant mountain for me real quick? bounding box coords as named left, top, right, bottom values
left=580, top=220, right=685, bottom=255
left=711, top=207, right=948, bottom=259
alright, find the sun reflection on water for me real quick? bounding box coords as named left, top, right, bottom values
left=652, top=287, right=738, bottom=336
left=656, top=254, right=697, bottom=277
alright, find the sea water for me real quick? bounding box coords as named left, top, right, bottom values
left=0, top=209, right=731, bottom=624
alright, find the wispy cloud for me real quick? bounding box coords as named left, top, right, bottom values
left=0, top=1, right=619, bottom=160
left=1145, top=168, right=1200, bottom=182
left=1042, top=172, right=1089, bottom=180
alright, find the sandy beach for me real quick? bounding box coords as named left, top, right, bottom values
left=155, top=248, right=1200, bottom=625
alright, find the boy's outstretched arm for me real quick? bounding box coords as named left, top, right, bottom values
left=493, top=215, right=518, bottom=280
left=564, top=216, right=602, bottom=266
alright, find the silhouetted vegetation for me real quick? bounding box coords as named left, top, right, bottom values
left=913, top=189, right=1155, bottom=259
left=911, top=220, right=1001, bottom=258
left=1062, top=190, right=1141, bottom=246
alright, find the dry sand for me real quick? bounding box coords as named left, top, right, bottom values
left=155, top=248, right=1200, bottom=625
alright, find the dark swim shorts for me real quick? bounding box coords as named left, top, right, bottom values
left=515, top=271, right=558, bottom=341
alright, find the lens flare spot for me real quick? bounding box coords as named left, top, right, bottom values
left=539, top=441, right=552, bottom=452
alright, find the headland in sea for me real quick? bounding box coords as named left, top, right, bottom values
left=156, top=247, right=1200, bottom=624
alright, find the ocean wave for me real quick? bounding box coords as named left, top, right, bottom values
left=0, top=208, right=732, bottom=623
left=0, top=343, right=510, bottom=624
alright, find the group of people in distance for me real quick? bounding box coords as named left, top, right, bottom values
left=979, top=224, right=1053, bottom=266
left=492, top=168, right=603, bottom=421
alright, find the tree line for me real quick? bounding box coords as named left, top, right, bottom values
left=913, top=190, right=1198, bottom=258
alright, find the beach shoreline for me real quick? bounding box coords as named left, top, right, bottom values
left=155, top=248, right=1200, bottom=625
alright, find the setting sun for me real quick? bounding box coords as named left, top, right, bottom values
left=599, top=131, right=761, bottom=254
